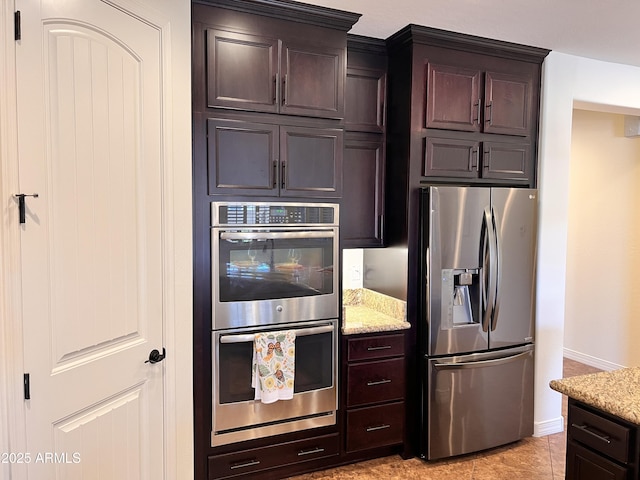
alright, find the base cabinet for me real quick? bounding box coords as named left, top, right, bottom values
left=209, top=433, right=340, bottom=479
left=566, top=400, right=639, bottom=480
left=343, top=332, right=406, bottom=454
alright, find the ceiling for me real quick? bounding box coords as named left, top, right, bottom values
left=297, top=0, right=640, bottom=68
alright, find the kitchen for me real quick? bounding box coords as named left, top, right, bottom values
left=1, top=1, right=640, bottom=479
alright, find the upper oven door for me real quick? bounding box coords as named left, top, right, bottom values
left=212, top=227, right=338, bottom=329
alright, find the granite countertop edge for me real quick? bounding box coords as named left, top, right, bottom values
left=549, top=367, right=640, bottom=425
left=342, top=319, right=411, bottom=336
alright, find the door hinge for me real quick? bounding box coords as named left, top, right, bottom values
left=14, top=11, right=21, bottom=41
left=23, top=373, right=30, bottom=400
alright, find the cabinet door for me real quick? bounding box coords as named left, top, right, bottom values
left=345, top=66, right=386, bottom=133
left=281, top=41, right=345, bottom=119
left=484, top=71, right=532, bottom=136
left=482, top=141, right=530, bottom=181
left=206, top=30, right=279, bottom=114
left=207, top=118, right=279, bottom=196
left=423, top=136, right=479, bottom=178
left=425, top=63, right=481, bottom=132
left=280, top=125, right=343, bottom=198
left=566, top=440, right=629, bottom=480
left=342, top=135, right=385, bottom=247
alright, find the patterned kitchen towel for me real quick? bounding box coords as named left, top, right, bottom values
left=251, top=330, right=296, bottom=404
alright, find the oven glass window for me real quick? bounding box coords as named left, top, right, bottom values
left=218, top=234, right=334, bottom=302
left=218, top=328, right=333, bottom=404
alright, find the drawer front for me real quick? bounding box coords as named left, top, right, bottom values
left=209, top=433, right=339, bottom=479
left=569, top=403, right=631, bottom=464
left=567, top=439, right=629, bottom=480
left=347, top=357, right=405, bottom=407
left=346, top=401, right=404, bottom=452
left=347, top=333, right=404, bottom=361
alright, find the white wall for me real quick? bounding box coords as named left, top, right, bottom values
left=535, top=52, right=640, bottom=436
left=564, top=110, right=640, bottom=369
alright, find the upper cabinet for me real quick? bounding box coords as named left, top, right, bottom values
left=342, top=36, right=388, bottom=248
left=206, top=28, right=346, bottom=119
left=425, top=62, right=533, bottom=136
left=192, top=1, right=359, bottom=202
left=386, top=26, right=549, bottom=187
left=206, top=117, right=343, bottom=198
left=193, top=1, right=361, bottom=121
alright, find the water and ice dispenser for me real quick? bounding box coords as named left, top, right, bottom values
left=441, top=269, right=480, bottom=327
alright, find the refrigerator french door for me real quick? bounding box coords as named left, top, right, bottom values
left=420, top=186, right=537, bottom=460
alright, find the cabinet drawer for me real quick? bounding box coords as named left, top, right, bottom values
left=347, top=333, right=404, bottom=361
left=347, top=357, right=405, bottom=407
left=209, top=433, right=339, bottom=479
left=346, top=401, right=404, bottom=452
left=569, top=403, right=631, bottom=464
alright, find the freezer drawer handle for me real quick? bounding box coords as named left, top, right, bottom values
left=297, top=447, right=325, bottom=457
left=434, top=350, right=530, bottom=370
left=367, top=345, right=392, bottom=351
left=571, top=423, right=612, bottom=444
left=366, top=379, right=392, bottom=386
left=229, top=459, right=261, bottom=470
left=366, top=424, right=391, bottom=432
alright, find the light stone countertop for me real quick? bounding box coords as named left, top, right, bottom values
left=342, top=288, right=410, bottom=335
left=549, top=367, right=640, bottom=425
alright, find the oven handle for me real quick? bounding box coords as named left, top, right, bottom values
left=219, top=230, right=335, bottom=241
left=219, top=324, right=334, bottom=344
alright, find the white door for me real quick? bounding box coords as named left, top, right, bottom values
left=16, top=0, right=166, bottom=477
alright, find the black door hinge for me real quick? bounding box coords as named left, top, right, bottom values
left=24, top=373, right=30, bottom=400
left=15, top=11, right=21, bottom=41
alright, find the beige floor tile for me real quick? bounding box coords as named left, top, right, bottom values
left=472, top=437, right=553, bottom=478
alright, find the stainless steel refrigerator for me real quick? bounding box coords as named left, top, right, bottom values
left=420, top=186, right=536, bottom=460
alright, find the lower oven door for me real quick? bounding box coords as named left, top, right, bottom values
left=212, top=319, right=338, bottom=446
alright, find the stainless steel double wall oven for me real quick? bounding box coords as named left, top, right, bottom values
left=210, top=202, right=339, bottom=446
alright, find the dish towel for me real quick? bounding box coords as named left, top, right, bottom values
left=251, top=330, right=296, bottom=404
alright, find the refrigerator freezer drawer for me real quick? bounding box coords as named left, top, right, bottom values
left=424, top=345, right=534, bottom=460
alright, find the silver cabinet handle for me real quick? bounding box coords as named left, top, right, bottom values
left=366, top=424, right=391, bottom=432
left=297, top=447, right=325, bottom=457
left=571, top=423, right=612, bottom=444
left=367, top=345, right=392, bottom=351
left=366, top=379, right=391, bottom=386
left=230, top=459, right=260, bottom=470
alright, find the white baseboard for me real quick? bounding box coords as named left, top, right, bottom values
left=563, top=348, right=625, bottom=371
left=533, top=416, right=564, bottom=437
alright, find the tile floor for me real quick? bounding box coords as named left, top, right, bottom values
left=288, top=358, right=602, bottom=480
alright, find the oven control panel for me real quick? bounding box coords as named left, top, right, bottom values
left=212, top=202, right=338, bottom=226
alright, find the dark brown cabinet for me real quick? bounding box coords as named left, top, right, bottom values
left=192, top=2, right=361, bottom=479
left=425, top=63, right=533, bottom=136
left=423, top=135, right=530, bottom=180
left=566, top=399, right=640, bottom=480
left=209, top=433, right=340, bottom=479
left=386, top=25, right=548, bottom=186
left=343, top=332, right=406, bottom=453
left=206, top=117, right=343, bottom=197
left=342, top=134, right=385, bottom=246
left=342, top=36, right=387, bottom=248
left=206, top=28, right=346, bottom=119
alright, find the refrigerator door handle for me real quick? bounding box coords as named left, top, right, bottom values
left=433, top=350, right=531, bottom=370
left=482, top=207, right=497, bottom=332
left=490, top=207, right=502, bottom=332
